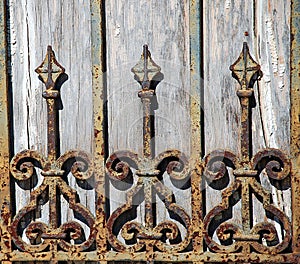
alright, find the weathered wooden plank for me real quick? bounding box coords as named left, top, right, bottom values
left=105, top=0, right=190, bottom=155
left=105, top=0, right=192, bottom=248
left=203, top=0, right=291, bottom=246
left=9, top=0, right=94, bottom=241
left=254, top=0, right=290, bottom=152
left=203, top=0, right=256, bottom=234
left=254, top=0, right=291, bottom=236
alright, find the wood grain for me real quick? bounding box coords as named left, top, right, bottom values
left=105, top=0, right=192, bottom=230
left=105, top=0, right=190, bottom=155
left=203, top=0, right=291, bottom=243
left=9, top=0, right=94, bottom=237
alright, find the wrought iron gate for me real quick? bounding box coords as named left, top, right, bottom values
left=0, top=1, right=299, bottom=263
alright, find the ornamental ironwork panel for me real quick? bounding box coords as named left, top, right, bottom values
left=106, top=45, right=191, bottom=254
left=0, top=1, right=298, bottom=263
left=9, top=46, right=96, bottom=253
left=203, top=43, right=291, bottom=255
left=1, top=40, right=298, bottom=264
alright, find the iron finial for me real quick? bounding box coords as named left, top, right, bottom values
left=35, top=46, right=65, bottom=96
left=230, top=42, right=263, bottom=161
left=35, top=46, right=66, bottom=161
left=230, top=42, right=262, bottom=90
left=131, top=44, right=163, bottom=89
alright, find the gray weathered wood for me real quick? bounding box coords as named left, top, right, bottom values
left=203, top=0, right=291, bottom=242
left=105, top=0, right=192, bottom=233
left=254, top=0, right=291, bottom=229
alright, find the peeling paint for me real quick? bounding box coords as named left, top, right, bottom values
left=225, top=0, right=231, bottom=9
left=114, top=23, right=121, bottom=37
left=266, top=17, right=279, bottom=73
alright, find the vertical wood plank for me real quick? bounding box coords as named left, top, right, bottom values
left=203, top=0, right=255, bottom=155
left=105, top=0, right=192, bottom=241
left=254, top=0, right=290, bottom=152
left=8, top=0, right=94, bottom=242
left=203, top=0, right=255, bottom=233
left=105, top=0, right=190, bottom=155
left=254, top=0, right=291, bottom=233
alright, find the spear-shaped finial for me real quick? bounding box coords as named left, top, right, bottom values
left=230, top=42, right=262, bottom=91
left=230, top=42, right=262, bottom=162
left=35, top=46, right=65, bottom=163
left=35, top=45, right=65, bottom=97
left=131, top=44, right=163, bottom=90
left=131, top=45, right=163, bottom=158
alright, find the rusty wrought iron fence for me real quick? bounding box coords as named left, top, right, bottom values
left=0, top=42, right=297, bottom=263
left=0, top=1, right=299, bottom=263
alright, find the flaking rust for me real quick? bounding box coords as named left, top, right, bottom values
left=2, top=38, right=298, bottom=263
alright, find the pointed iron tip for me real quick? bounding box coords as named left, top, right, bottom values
left=143, top=44, right=149, bottom=58
left=35, top=46, right=65, bottom=89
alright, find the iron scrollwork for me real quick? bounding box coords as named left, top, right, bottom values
left=9, top=47, right=96, bottom=252
left=7, top=42, right=293, bottom=261
left=106, top=45, right=192, bottom=253
left=202, top=42, right=292, bottom=254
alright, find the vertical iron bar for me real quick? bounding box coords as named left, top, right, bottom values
left=35, top=46, right=65, bottom=253
left=43, top=47, right=59, bottom=163
left=139, top=45, right=154, bottom=159
left=230, top=41, right=262, bottom=243
left=48, top=178, right=57, bottom=229
left=132, top=45, right=163, bottom=256
left=35, top=45, right=65, bottom=165
left=291, top=0, right=300, bottom=253
left=240, top=96, right=251, bottom=162
left=230, top=42, right=261, bottom=163
left=239, top=43, right=252, bottom=162
left=190, top=0, right=204, bottom=255
left=91, top=0, right=108, bottom=256
left=0, top=0, right=12, bottom=259
left=241, top=179, right=251, bottom=233
left=46, top=98, right=58, bottom=162
left=132, top=44, right=162, bottom=159
left=138, top=46, right=155, bottom=250
left=140, top=91, right=154, bottom=158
